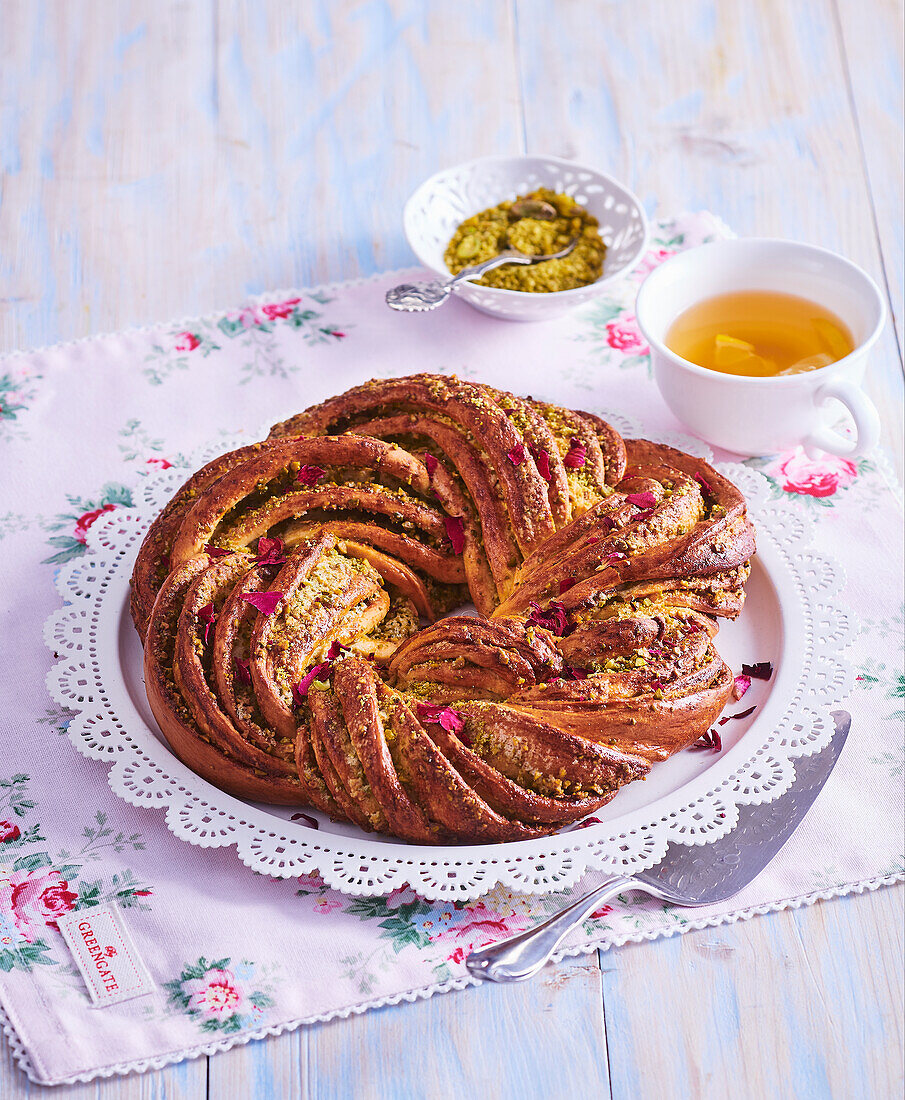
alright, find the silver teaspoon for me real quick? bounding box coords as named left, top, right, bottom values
left=385, top=238, right=579, bottom=313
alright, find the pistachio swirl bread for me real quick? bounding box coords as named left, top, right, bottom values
left=131, top=374, right=755, bottom=843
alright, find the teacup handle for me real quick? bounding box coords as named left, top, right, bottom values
left=804, top=378, right=881, bottom=458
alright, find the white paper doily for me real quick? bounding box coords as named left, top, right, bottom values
left=44, top=425, right=855, bottom=902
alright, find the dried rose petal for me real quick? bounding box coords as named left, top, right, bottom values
left=290, top=812, right=319, bottom=829
left=586, top=536, right=601, bottom=546
left=327, top=640, right=346, bottom=660
left=507, top=443, right=527, bottom=465
left=718, top=704, right=757, bottom=727
left=691, top=730, right=722, bottom=752
left=444, top=516, right=465, bottom=555
left=256, top=536, right=287, bottom=565
left=296, top=464, right=326, bottom=487
left=741, top=661, right=773, bottom=681
left=625, top=491, right=657, bottom=509
left=531, top=448, right=552, bottom=482
left=732, top=674, right=752, bottom=700
left=602, top=551, right=627, bottom=565
left=205, top=545, right=233, bottom=558
left=558, top=577, right=577, bottom=595
left=573, top=816, right=602, bottom=830
left=240, top=590, right=284, bottom=616
left=292, top=662, right=331, bottom=704
left=693, top=471, right=714, bottom=496
left=416, top=703, right=465, bottom=734
left=562, top=665, right=589, bottom=681
left=423, top=452, right=439, bottom=478
left=526, top=600, right=574, bottom=638
left=563, top=438, right=587, bottom=469
left=234, top=657, right=252, bottom=685
left=198, top=602, right=216, bottom=645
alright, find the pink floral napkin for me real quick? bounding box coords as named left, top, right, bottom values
left=0, top=213, right=902, bottom=1085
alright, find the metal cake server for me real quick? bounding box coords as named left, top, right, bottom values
left=385, top=237, right=579, bottom=312
left=466, top=710, right=851, bottom=983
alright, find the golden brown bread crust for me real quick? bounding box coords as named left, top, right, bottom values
left=132, top=374, right=755, bottom=842
left=144, top=560, right=305, bottom=804
left=131, top=443, right=267, bottom=639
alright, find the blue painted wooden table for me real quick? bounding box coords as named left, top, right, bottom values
left=1, top=2, right=902, bottom=1096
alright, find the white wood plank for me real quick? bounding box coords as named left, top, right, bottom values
left=303, top=957, right=609, bottom=1100
left=514, top=0, right=904, bottom=478
left=0, top=0, right=216, bottom=351
left=207, top=1026, right=307, bottom=1100
left=0, top=0, right=523, bottom=354
left=599, top=885, right=904, bottom=1100
left=834, top=0, right=905, bottom=361
left=212, top=0, right=523, bottom=292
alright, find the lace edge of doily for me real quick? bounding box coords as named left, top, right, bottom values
left=2, top=871, right=901, bottom=1087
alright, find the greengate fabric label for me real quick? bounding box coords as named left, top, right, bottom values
left=56, top=905, right=154, bottom=1007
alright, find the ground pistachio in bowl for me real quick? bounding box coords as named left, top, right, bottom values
left=443, top=187, right=607, bottom=293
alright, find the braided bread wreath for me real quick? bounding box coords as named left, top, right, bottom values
left=131, top=373, right=756, bottom=845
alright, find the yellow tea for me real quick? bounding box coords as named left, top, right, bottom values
left=665, top=291, right=855, bottom=377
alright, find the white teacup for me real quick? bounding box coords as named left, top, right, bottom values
left=635, top=239, right=885, bottom=457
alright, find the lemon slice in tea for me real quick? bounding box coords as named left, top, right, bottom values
left=712, top=334, right=775, bottom=376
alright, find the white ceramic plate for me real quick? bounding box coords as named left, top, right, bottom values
left=45, top=436, right=854, bottom=902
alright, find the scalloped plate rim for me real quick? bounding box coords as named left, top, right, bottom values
left=43, top=424, right=853, bottom=901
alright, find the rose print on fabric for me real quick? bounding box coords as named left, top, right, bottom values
left=217, top=294, right=346, bottom=339
left=0, top=512, right=30, bottom=541
left=117, top=417, right=188, bottom=471
left=632, top=248, right=677, bottom=279
left=215, top=292, right=349, bottom=384
left=174, top=332, right=201, bottom=353
left=141, top=292, right=349, bottom=385
left=42, top=483, right=134, bottom=565
left=143, top=328, right=220, bottom=385
left=0, top=867, right=78, bottom=940
left=294, top=870, right=331, bottom=898
left=856, top=657, right=905, bottom=724
left=604, top=314, right=649, bottom=355
left=766, top=448, right=858, bottom=498
left=338, top=885, right=565, bottom=991
left=748, top=448, right=871, bottom=509
left=569, top=215, right=724, bottom=386
left=0, top=368, right=42, bottom=441
left=419, top=898, right=534, bottom=966
left=163, top=957, right=278, bottom=1033
left=573, top=301, right=652, bottom=375
left=37, top=704, right=77, bottom=738
left=0, top=779, right=152, bottom=973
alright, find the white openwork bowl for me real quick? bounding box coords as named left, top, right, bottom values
left=403, top=154, right=649, bottom=321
